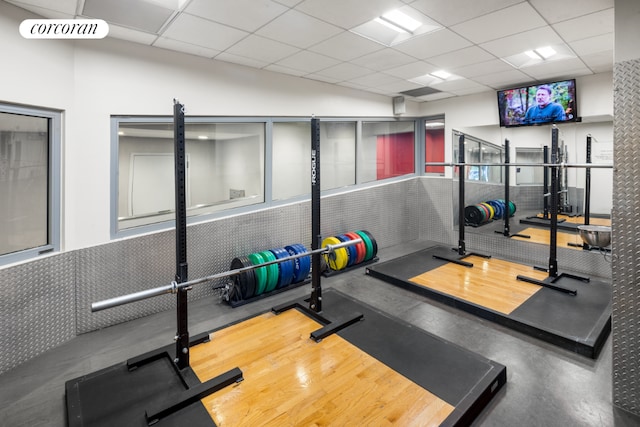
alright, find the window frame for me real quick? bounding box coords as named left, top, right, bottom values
left=0, top=102, right=61, bottom=266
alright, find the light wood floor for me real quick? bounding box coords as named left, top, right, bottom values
left=512, top=227, right=585, bottom=249
left=190, top=309, right=454, bottom=426
left=409, top=256, right=547, bottom=315
left=536, top=214, right=611, bottom=226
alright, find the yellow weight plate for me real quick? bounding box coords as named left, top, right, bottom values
left=322, top=236, right=349, bottom=270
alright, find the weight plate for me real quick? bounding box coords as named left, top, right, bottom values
left=230, top=257, right=250, bottom=300
left=322, top=236, right=348, bottom=270
left=480, top=202, right=495, bottom=220
left=285, top=244, right=310, bottom=283
left=359, top=230, right=378, bottom=259
left=344, top=231, right=366, bottom=264
left=247, top=252, right=267, bottom=295
left=336, top=234, right=357, bottom=267
left=477, top=203, right=489, bottom=222
left=259, top=250, right=279, bottom=293
left=294, top=244, right=311, bottom=281
left=354, top=230, right=373, bottom=261
left=270, top=247, right=294, bottom=289
left=464, top=205, right=482, bottom=226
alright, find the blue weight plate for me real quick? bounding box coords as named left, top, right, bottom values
left=336, top=234, right=357, bottom=267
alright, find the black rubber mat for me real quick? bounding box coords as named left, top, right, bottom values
left=318, top=289, right=506, bottom=426
left=366, top=245, right=612, bottom=359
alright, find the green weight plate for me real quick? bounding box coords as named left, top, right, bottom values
left=359, top=230, right=378, bottom=259
left=259, top=250, right=279, bottom=293
left=354, top=230, right=373, bottom=261
left=247, top=252, right=267, bottom=295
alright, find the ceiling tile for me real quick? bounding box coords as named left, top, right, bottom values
left=452, top=59, right=514, bottom=78
left=346, top=72, right=403, bottom=87
left=7, top=0, right=78, bottom=16
left=449, top=84, right=494, bottom=96
left=274, top=50, right=341, bottom=73
left=383, top=61, right=439, bottom=80
left=479, top=27, right=564, bottom=59
left=417, top=92, right=456, bottom=101
left=308, top=31, right=384, bottom=61
left=294, top=0, right=405, bottom=29
left=107, top=26, right=157, bottom=45
left=184, top=0, right=288, bottom=32
left=472, top=69, right=536, bottom=89
left=569, top=33, right=613, bottom=56
left=161, top=13, right=248, bottom=50
left=552, top=8, right=614, bottom=43
left=376, top=80, right=424, bottom=94
left=255, top=9, right=343, bottom=48
left=153, top=37, right=220, bottom=58
left=313, top=62, right=374, bottom=81
left=263, top=64, right=307, bottom=76
left=223, top=34, right=300, bottom=63
left=528, top=0, right=614, bottom=24
left=393, top=29, right=472, bottom=60
left=273, top=0, right=304, bottom=7
left=427, top=46, right=496, bottom=70
left=349, top=48, right=417, bottom=71
left=451, top=2, right=548, bottom=44
left=519, top=57, right=593, bottom=80
left=303, top=73, right=342, bottom=84
left=83, top=0, right=174, bottom=33
left=410, top=0, right=522, bottom=27
left=214, top=52, right=270, bottom=69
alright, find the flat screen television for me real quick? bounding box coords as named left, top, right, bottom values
left=497, top=78, right=578, bottom=127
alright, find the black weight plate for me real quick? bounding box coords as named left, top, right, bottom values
left=230, top=256, right=256, bottom=300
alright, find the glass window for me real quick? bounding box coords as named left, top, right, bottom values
left=516, top=148, right=544, bottom=185
left=425, top=119, right=445, bottom=174
left=320, top=121, right=356, bottom=191
left=361, top=121, right=415, bottom=183
left=0, top=106, right=60, bottom=264
left=453, top=132, right=503, bottom=183
left=116, top=120, right=265, bottom=231
left=272, top=121, right=310, bottom=201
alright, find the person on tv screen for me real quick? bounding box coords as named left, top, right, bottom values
left=524, top=85, right=566, bottom=124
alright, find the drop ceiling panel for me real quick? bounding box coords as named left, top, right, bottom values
left=264, top=64, right=307, bottom=76
left=83, top=0, right=174, bottom=33
left=255, top=9, right=343, bottom=49
left=346, top=72, right=403, bottom=87
left=383, top=61, right=439, bottom=80
left=162, top=14, right=249, bottom=50
left=410, top=0, right=523, bottom=27
left=214, top=52, right=271, bottom=69
left=274, top=50, right=341, bottom=73
left=552, top=8, right=614, bottom=42
left=153, top=37, right=220, bottom=58
left=450, top=2, right=548, bottom=44
left=393, top=29, right=472, bottom=60
left=473, top=69, right=536, bottom=89
left=452, top=59, right=514, bottom=78
left=110, top=25, right=159, bottom=45
left=308, top=31, right=384, bottom=62
left=520, top=57, right=592, bottom=80
left=223, top=34, right=300, bottom=63
left=528, top=0, right=614, bottom=24
left=570, top=33, right=614, bottom=56
left=312, top=62, right=374, bottom=81
left=427, top=46, right=496, bottom=70
left=294, top=0, right=406, bottom=29
left=349, top=48, right=418, bottom=71
left=479, top=26, right=564, bottom=58
left=184, top=0, right=288, bottom=32
left=7, top=0, right=78, bottom=15
left=580, top=51, right=614, bottom=73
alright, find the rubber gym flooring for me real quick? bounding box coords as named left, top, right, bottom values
left=366, top=245, right=612, bottom=359
left=520, top=213, right=611, bottom=232
left=65, top=288, right=506, bottom=426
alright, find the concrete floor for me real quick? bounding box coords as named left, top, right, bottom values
left=0, top=240, right=638, bottom=427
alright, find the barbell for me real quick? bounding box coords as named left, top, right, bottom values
left=424, top=162, right=613, bottom=168
left=91, top=238, right=362, bottom=312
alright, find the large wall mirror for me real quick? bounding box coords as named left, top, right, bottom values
left=451, top=120, right=613, bottom=254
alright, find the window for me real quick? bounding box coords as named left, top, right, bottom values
left=361, top=121, right=415, bottom=183
left=0, top=104, right=60, bottom=265
left=115, top=120, right=265, bottom=232
left=453, top=132, right=503, bottom=184
left=424, top=119, right=445, bottom=174
left=515, top=148, right=544, bottom=185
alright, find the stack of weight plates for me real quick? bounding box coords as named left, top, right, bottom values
left=464, top=200, right=516, bottom=226
left=321, top=230, right=377, bottom=272
left=230, top=244, right=311, bottom=300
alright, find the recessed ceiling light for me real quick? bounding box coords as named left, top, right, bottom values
left=430, top=70, right=451, bottom=80
left=536, top=46, right=556, bottom=59
left=374, top=17, right=408, bottom=34
left=380, top=9, right=422, bottom=33
left=524, top=50, right=541, bottom=60
left=197, top=135, right=208, bottom=140
left=118, top=131, right=125, bottom=136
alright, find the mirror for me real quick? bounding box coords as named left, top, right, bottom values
left=452, top=121, right=613, bottom=251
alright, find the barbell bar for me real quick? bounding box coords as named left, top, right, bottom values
left=424, top=161, right=613, bottom=168
left=91, top=238, right=363, bottom=313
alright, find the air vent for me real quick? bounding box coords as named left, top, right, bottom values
left=400, top=86, right=442, bottom=97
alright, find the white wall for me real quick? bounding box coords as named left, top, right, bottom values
left=0, top=1, right=423, bottom=252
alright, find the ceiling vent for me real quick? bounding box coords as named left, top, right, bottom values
left=400, top=87, right=442, bottom=97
